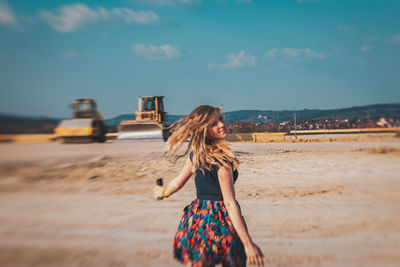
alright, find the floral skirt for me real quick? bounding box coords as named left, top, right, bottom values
left=173, top=199, right=246, bottom=267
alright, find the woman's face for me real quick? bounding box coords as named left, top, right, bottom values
left=207, top=110, right=227, bottom=140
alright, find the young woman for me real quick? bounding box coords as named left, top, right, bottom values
left=153, top=105, right=264, bottom=267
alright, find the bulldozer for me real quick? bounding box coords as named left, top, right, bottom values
left=117, top=96, right=170, bottom=141
left=55, top=99, right=107, bottom=143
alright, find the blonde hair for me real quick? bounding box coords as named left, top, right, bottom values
left=163, top=105, right=239, bottom=173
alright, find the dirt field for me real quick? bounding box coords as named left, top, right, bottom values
left=0, top=140, right=400, bottom=266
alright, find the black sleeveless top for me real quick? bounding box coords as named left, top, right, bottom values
left=190, top=152, right=238, bottom=201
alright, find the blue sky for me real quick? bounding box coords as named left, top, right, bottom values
left=0, top=0, right=399, bottom=119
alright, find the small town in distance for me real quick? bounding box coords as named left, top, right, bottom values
left=0, top=98, right=399, bottom=144
left=227, top=113, right=399, bottom=133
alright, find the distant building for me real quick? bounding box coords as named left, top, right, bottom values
left=377, top=116, right=390, bottom=127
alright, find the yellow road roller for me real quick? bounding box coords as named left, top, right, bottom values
left=55, top=99, right=107, bottom=143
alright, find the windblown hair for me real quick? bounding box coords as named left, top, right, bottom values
left=163, top=105, right=239, bottom=174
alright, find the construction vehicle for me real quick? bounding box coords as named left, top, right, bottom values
left=117, top=96, right=170, bottom=141
left=55, top=99, right=107, bottom=143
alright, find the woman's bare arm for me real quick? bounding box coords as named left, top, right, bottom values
left=218, top=165, right=264, bottom=266
left=153, top=158, right=193, bottom=198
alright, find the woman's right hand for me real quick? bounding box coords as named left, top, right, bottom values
left=244, top=242, right=264, bottom=266
left=153, top=185, right=163, bottom=199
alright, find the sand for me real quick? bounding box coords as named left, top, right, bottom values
left=0, top=139, right=400, bottom=266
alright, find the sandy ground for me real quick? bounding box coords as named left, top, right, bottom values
left=0, top=139, right=400, bottom=267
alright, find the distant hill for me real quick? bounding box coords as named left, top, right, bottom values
left=1, top=103, right=399, bottom=134
left=0, top=113, right=59, bottom=134
left=104, top=114, right=135, bottom=126
left=223, top=103, right=400, bottom=123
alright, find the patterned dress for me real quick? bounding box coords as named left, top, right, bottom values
left=173, top=153, right=246, bottom=267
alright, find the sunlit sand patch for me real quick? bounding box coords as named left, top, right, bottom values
left=0, top=141, right=399, bottom=266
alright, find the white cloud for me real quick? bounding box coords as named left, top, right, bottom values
left=283, top=48, right=301, bottom=57
left=128, top=0, right=252, bottom=5
left=127, top=0, right=201, bottom=6
left=390, top=34, right=400, bottom=45
left=111, top=8, right=159, bottom=24
left=40, top=4, right=99, bottom=33
left=338, top=24, right=355, bottom=32
left=0, top=1, right=17, bottom=25
left=265, top=48, right=279, bottom=58
left=97, top=7, right=111, bottom=20
left=220, top=50, right=256, bottom=69
left=133, top=44, right=181, bottom=60
left=39, top=3, right=159, bottom=33
left=361, top=44, right=373, bottom=52
left=265, top=48, right=327, bottom=60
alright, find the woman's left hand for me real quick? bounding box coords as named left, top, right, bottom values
left=244, top=242, right=264, bottom=266
left=153, top=185, right=164, bottom=199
